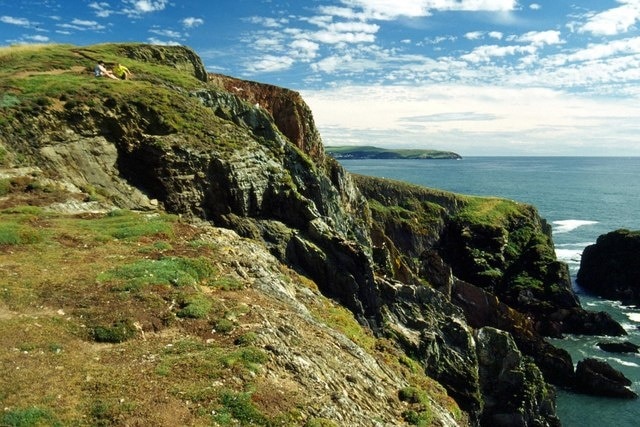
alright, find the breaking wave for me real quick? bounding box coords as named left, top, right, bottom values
left=552, top=219, right=599, bottom=234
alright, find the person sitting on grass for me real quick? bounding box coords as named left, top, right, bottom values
left=113, top=63, right=131, bottom=80
left=94, top=61, right=118, bottom=80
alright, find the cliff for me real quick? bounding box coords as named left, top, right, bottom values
left=0, top=43, right=630, bottom=426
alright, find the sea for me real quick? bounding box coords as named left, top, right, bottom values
left=337, top=156, right=640, bottom=427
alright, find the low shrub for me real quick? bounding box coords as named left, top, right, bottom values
left=1, top=406, right=59, bottom=427
left=92, top=319, right=137, bottom=343
left=177, top=294, right=212, bottom=319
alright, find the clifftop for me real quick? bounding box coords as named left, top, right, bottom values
left=0, top=43, right=631, bottom=426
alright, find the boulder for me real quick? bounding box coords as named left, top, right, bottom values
left=574, top=358, right=637, bottom=399
left=597, top=341, right=640, bottom=353
left=577, top=229, right=640, bottom=305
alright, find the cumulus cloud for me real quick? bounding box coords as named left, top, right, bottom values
left=26, top=35, right=50, bottom=42
left=182, top=17, right=204, bottom=28
left=149, top=28, right=183, bottom=39
left=462, top=44, right=537, bottom=62
left=290, top=39, right=320, bottom=61
left=89, top=2, right=113, bottom=18
left=123, top=0, right=168, bottom=17
left=579, top=1, right=640, bottom=36
left=58, top=19, right=106, bottom=31
left=514, top=30, right=562, bottom=46
left=247, top=55, right=295, bottom=73
left=339, top=0, right=517, bottom=19
left=147, top=37, right=181, bottom=46
left=1, top=16, right=32, bottom=27
left=465, top=31, right=484, bottom=40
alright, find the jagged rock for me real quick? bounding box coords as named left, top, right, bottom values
left=452, top=280, right=575, bottom=388
left=119, top=44, right=208, bottom=82
left=577, top=229, right=640, bottom=305
left=574, top=358, right=638, bottom=399
left=208, top=74, right=325, bottom=165
left=378, top=277, right=483, bottom=421
left=475, top=327, right=560, bottom=427
left=597, top=341, right=640, bottom=353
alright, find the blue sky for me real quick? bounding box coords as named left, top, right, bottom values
left=2, top=1, right=640, bottom=156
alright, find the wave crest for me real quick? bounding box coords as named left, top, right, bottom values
left=553, top=219, right=599, bottom=234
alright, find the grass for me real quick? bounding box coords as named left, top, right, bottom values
left=456, top=195, right=524, bottom=227
left=98, top=256, right=216, bottom=291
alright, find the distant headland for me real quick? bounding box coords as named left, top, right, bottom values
left=325, top=145, right=462, bottom=159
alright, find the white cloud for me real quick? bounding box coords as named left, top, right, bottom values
left=182, top=17, right=204, bottom=28
left=147, top=37, right=181, bottom=46
left=247, top=16, right=288, bottom=28
left=57, top=19, right=106, bottom=31
left=123, top=0, right=168, bottom=17
left=515, top=30, right=562, bottom=46
left=291, top=39, right=320, bottom=61
left=89, top=2, right=113, bottom=18
left=462, top=44, right=536, bottom=62
left=546, top=36, right=640, bottom=66
left=132, top=0, right=168, bottom=13
left=247, top=55, right=295, bottom=73
left=1, top=16, right=32, bottom=27
left=149, top=28, right=183, bottom=39
left=529, top=3, right=541, bottom=10
left=26, top=35, right=50, bottom=42
left=579, top=1, right=640, bottom=36
left=311, top=55, right=344, bottom=73
left=488, top=31, right=503, bottom=39
left=339, top=0, right=517, bottom=19
left=465, top=31, right=484, bottom=40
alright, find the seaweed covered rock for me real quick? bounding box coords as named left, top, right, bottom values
left=577, top=229, right=640, bottom=305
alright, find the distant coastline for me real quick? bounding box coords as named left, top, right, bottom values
left=326, top=145, right=462, bottom=160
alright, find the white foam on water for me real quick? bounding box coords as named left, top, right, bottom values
left=609, top=358, right=640, bottom=368
left=555, top=248, right=583, bottom=264
left=552, top=219, right=599, bottom=234
left=626, top=313, right=640, bottom=323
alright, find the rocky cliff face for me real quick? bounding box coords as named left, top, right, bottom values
left=1, top=43, right=627, bottom=426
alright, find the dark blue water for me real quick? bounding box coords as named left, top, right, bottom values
left=339, top=157, right=640, bottom=427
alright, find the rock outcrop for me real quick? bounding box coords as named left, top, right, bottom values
left=577, top=229, right=640, bottom=305
left=575, top=358, right=638, bottom=399
left=3, top=42, right=633, bottom=425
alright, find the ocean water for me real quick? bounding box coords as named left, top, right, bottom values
left=338, top=157, right=640, bottom=427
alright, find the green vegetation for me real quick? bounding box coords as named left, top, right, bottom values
left=77, top=209, right=177, bottom=241
left=176, top=294, right=213, bottom=319
left=326, top=145, right=461, bottom=159
left=1, top=406, right=61, bottom=427
left=455, top=195, right=524, bottom=227
left=399, top=387, right=434, bottom=426
left=98, top=256, right=216, bottom=291
left=92, top=319, right=137, bottom=343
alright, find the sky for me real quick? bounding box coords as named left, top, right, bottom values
left=2, top=1, right=640, bottom=156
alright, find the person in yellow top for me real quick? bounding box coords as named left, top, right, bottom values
left=113, top=63, right=131, bottom=80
